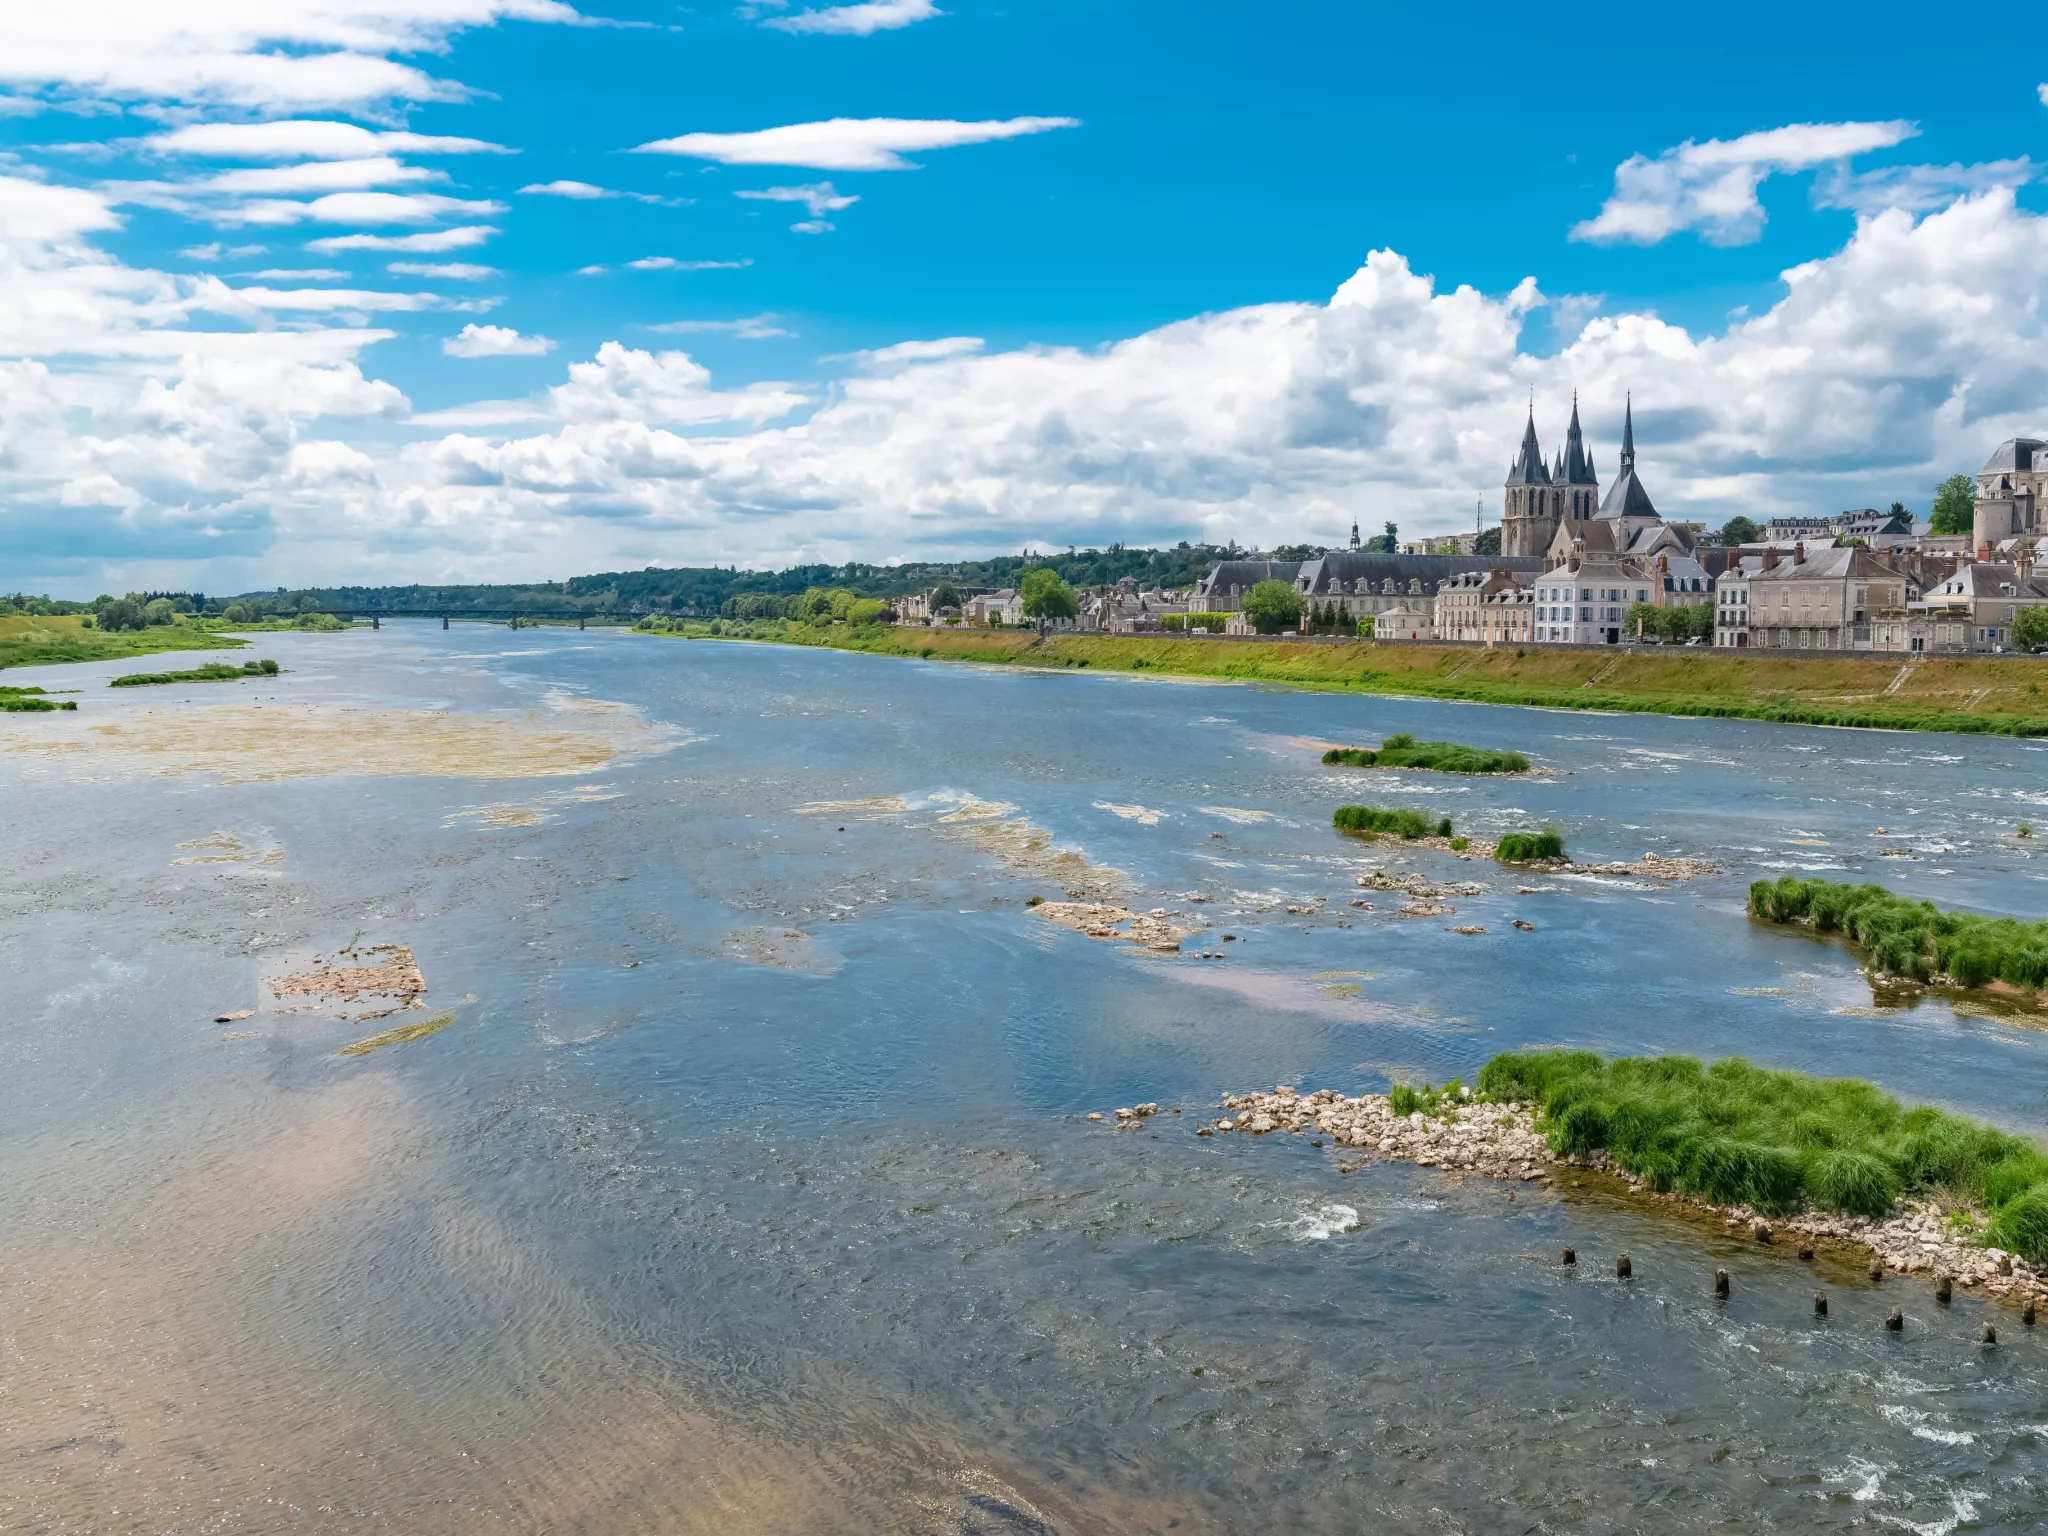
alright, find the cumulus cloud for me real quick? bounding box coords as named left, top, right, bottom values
left=1573, top=120, right=1918, bottom=245
left=736, top=182, right=858, bottom=220
left=842, top=335, right=983, bottom=369
left=635, top=116, right=1079, bottom=171
left=761, top=0, right=941, bottom=35
left=306, top=224, right=498, bottom=252
left=146, top=120, right=509, bottom=160
left=542, top=342, right=808, bottom=423
left=0, top=3, right=581, bottom=114
left=445, top=323, right=553, bottom=357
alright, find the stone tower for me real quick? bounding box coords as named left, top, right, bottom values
left=1502, top=398, right=1599, bottom=558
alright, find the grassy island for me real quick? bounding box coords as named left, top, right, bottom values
left=110, top=659, right=280, bottom=688
left=1322, top=734, right=1530, bottom=773
left=1495, top=830, right=1567, bottom=863
left=0, top=685, right=76, bottom=712
left=1333, top=805, right=1455, bottom=840
left=1478, top=1050, right=2048, bottom=1259
left=1750, top=876, right=2048, bottom=992
left=641, top=625, right=2048, bottom=739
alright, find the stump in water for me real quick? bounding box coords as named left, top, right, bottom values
left=1869, top=1260, right=1884, bottom=1283
left=1615, top=1254, right=1632, bottom=1279
left=1797, top=1247, right=1815, bottom=1262
left=1935, top=1274, right=1952, bottom=1305
left=1885, top=1307, right=1904, bottom=1332
left=1714, top=1269, right=1729, bottom=1299
left=1982, top=1324, right=1998, bottom=1345
left=1561, top=1247, right=1576, bottom=1267
left=1814, top=1292, right=1828, bottom=1317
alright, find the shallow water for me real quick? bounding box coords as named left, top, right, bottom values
left=4, top=626, right=2047, bottom=1533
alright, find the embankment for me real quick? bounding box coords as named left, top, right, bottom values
left=686, top=625, right=2048, bottom=737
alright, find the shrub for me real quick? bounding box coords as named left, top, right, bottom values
left=1449, top=836, right=1470, bottom=851
left=1986, top=1188, right=2048, bottom=1259
left=1333, top=805, right=1441, bottom=840
left=1242, top=579, right=1305, bottom=634
left=1496, top=830, right=1565, bottom=863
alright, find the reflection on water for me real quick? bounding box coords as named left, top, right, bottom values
left=3, top=625, right=2047, bottom=1532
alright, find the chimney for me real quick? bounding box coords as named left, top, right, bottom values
left=1978, top=542, right=1994, bottom=563
left=1793, top=542, right=1806, bottom=565
left=1762, top=548, right=1779, bottom=572
left=1657, top=553, right=1669, bottom=573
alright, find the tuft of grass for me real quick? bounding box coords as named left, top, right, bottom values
left=1388, top=1078, right=1467, bottom=1117
left=1496, top=830, right=1566, bottom=863
left=1334, top=805, right=1443, bottom=840
left=1322, top=733, right=1530, bottom=774
left=1749, top=876, right=2048, bottom=990
left=110, top=659, right=279, bottom=687
left=1477, top=1049, right=2048, bottom=1256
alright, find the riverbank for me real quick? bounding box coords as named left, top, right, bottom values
left=653, top=624, right=2048, bottom=737
left=0, top=614, right=246, bottom=672
left=1151, top=1084, right=2048, bottom=1309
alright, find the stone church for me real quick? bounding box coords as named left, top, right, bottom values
left=1501, top=395, right=1601, bottom=557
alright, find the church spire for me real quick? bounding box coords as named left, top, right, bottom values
left=1505, top=401, right=1550, bottom=487
left=1619, top=393, right=1636, bottom=473
left=1559, top=389, right=1597, bottom=486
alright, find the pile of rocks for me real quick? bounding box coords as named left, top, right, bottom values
left=1564, top=852, right=1718, bottom=881
left=1196, top=1086, right=1552, bottom=1181
left=1035, top=901, right=1188, bottom=951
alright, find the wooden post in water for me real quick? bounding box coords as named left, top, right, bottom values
left=1885, top=1307, right=1903, bottom=1332
left=1814, top=1292, right=1827, bottom=1317
left=1981, top=1323, right=1997, bottom=1345
left=442, top=615, right=449, bottom=629
left=1561, top=1247, right=1576, bottom=1266
left=1935, top=1274, right=1952, bottom=1305
left=1615, top=1254, right=1631, bottom=1279
left=1714, top=1269, right=1729, bottom=1298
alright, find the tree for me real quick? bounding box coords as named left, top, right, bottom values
left=1269, top=543, right=1323, bottom=561
left=98, top=598, right=144, bottom=631
left=1242, top=579, right=1305, bottom=634
left=1720, top=516, right=1761, bottom=546
left=929, top=581, right=960, bottom=613
left=1363, top=520, right=1399, bottom=554
left=1889, top=501, right=1909, bottom=520
left=1019, top=567, right=1079, bottom=635
left=1474, top=526, right=1501, bottom=556
left=2011, top=606, right=2048, bottom=652
left=1930, top=474, right=1976, bottom=536
left=1625, top=601, right=1663, bottom=640
left=143, top=597, right=177, bottom=626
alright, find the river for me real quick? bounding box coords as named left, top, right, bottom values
left=3, top=623, right=2045, bottom=1533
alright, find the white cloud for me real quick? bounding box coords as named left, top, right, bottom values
left=647, top=314, right=792, bottom=339
left=445, top=323, right=553, bottom=357
left=0, top=3, right=580, bottom=114
left=762, top=0, right=941, bottom=35
left=146, top=120, right=509, bottom=160
left=243, top=267, right=352, bottom=279
left=2039, top=83, right=2047, bottom=108
left=517, top=178, right=678, bottom=204
left=1814, top=157, right=2037, bottom=215
left=634, top=115, right=1079, bottom=171
left=736, top=181, right=858, bottom=219
left=842, top=335, right=983, bottom=369
left=542, top=342, right=808, bottom=424
left=1573, top=120, right=1918, bottom=245
left=789, top=220, right=833, bottom=235
left=575, top=264, right=609, bottom=275
left=308, top=224, right=497, bottom=253
left=627, top=256, right=753, bottom=271
left=226, top=190, right=505, bottom=226
left=209, top=282, right=444, bottom=312
left=390, top=261, right=498, bottom=278
left=188, top=156, right=442, bottom=195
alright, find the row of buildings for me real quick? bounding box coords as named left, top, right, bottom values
left=895, top=413, right=2048, bottom=655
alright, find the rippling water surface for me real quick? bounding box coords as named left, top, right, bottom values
left=5, top=626, right=2048, bottom=1533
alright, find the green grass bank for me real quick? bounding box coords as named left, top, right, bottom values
left=1478, top=1050, right=2048, bottom=1260
left=110, top=659, right=281, bottom=688
left=644, top=623, right=2048, bottom=737
left=0, top=614, right=247, bottom=673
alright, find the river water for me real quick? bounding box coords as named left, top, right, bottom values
left=4, top=624, right=2047, bottom=1534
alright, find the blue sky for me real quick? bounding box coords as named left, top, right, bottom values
left=1, top=0, right=2046, bottom=592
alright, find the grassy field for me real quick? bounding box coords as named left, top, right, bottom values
left=685, top=624, right=2048, bottom=737
left=0, top=614, right=247, bottom=672
left=1479, top=1051, right=2048, bottom=1257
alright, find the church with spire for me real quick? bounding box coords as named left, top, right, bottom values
left=1502, top=395, right=1600, bottom=557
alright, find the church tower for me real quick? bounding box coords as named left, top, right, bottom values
left=1501, top=405, right=1554, bottom=558
left=1556, top=392, right=1599, bottom=525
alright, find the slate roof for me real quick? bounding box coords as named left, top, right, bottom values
left=1505, top=407, right=1551, bottom=488
left=1980, top=438, right=2046, bottom=475
left=1293, top=551, right=1545, bottom=596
